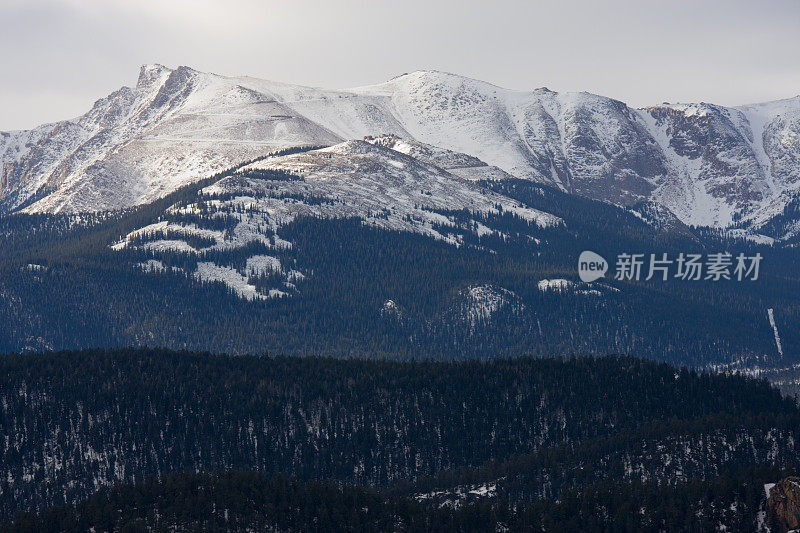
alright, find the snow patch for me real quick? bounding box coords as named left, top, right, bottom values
left=537, top=278, right=574, bottom=292
left=195, top=262, right=273, bottom=301
left=244, top=255, right=282, bottom=276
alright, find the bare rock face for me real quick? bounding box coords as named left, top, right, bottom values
left=765, top=477, right=800, bottom=532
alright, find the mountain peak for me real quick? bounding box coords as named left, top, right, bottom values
left=365, top=70, right=515, bottom=100
left=384, top=70, right=494, bottom=86
left=137, top=64, right=172, bottom=89
left=387, top=69, right=448, bottom=80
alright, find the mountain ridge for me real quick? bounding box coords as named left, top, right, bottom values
left=2, top=64, right=799, bottom=235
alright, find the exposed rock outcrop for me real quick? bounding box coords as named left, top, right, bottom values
left=765, top=477, right=800, bottom=532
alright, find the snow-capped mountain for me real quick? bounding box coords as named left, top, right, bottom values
left=2, top=64, right=799, bottom=233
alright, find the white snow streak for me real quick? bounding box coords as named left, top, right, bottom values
left=767, top=308, right=784, bottom=358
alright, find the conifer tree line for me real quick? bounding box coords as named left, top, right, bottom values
left=0, top=350, right=798, bottom=531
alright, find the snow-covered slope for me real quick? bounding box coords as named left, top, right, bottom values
left=363, top=134, right=513, bottom=181
left=636, top=98, right=800, bottom=227
left=2, top=64, right=800, bottom=233
left=0, top=65, right=342, bottom=213
left=231, top=140, right=559, bottom=233
left=112, top=141, right=560, bottom=299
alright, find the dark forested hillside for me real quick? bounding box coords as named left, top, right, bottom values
left=6, top=468, right=796, bottom=532
left=0, top=349, right=797, bottom=527
left=0, top=175, right=798, bottom=373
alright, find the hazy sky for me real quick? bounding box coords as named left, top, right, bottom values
left=2, top=0, right=799, bottom=130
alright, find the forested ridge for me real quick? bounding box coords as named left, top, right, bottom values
left=1, top=178, right=798, bottom=371
left=0, top=349, right=797, bottom=530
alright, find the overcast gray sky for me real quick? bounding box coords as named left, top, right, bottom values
left=2, top=0, right=799, bottom=131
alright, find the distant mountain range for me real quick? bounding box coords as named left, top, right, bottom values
left=2, top=64, right=799, bottom=237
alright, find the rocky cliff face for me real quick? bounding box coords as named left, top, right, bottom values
left=765, top=477, right=800, bottom=532
left=1, top=65, right=798, bottom=235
